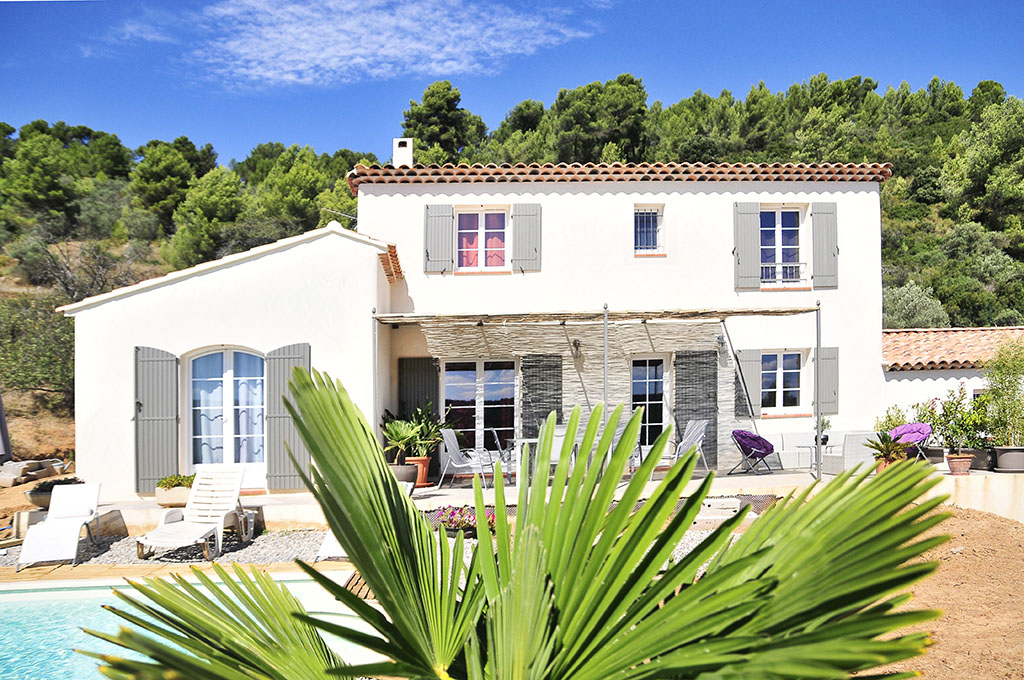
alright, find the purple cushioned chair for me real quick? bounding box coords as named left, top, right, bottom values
left=729, top=429, right=775, bottom=475
left=888, top=422, right=933, bottom=461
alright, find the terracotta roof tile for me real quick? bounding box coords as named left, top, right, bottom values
left=882, top=327, right=1024, bottom=371
left=378, top=243, right=403, bottom=283
left=347, top=161, right=893, bottom=194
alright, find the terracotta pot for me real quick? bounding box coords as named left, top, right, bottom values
left=406, top=456, right=431, bottom=488
left=994, top=446, right=1024, bottom=473
left=875, top=459, right=892, bottom=474
left=946, top=454, right=974, bottom=476
left=155, top=486, right=191, bottom=507
left=389, top=464, right=419, bottom=485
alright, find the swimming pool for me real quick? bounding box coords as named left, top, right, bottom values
left=0, top=573, right=377, bottom=680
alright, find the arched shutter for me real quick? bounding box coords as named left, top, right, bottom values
left=134, top=347, right=179, bottom=493
left=266, top=343, right=312, bottom=490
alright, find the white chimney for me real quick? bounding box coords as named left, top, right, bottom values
left=392, top=137, right=414, bottom=167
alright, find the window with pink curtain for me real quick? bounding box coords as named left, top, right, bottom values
left=457, top=210, right=506, bottom=269
left=457, top=213, right=479, bottom=268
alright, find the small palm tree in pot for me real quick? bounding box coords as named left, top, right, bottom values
left=863, top=432, right=909, bottom=474
left=382, top=419, right=420, bottom=484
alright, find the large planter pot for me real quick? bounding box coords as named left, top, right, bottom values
left=389, top=464, right=419, bottom=485
left=964, top=448, right=995, bottom=471
left=946, top=454, right=975, bottom=476
left=406, top=456, right=431, bottom=488
left=922, top=446, right=946, bottom=465
left=155, top=486, right=191, bottom=507
left=23, top=490, right=51, bottom=509
left=444, top=526, right=477, bottom=540
left=994, top=446, right=1024, bottom=473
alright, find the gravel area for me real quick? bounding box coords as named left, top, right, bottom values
left=0, top=529, right=326, bottom=568
left=1, top=528, right=718, bottom=570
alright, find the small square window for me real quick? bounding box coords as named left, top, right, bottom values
left=456, top=208, right=508, bottom=270
left=634, top=206, right=663, bottom=253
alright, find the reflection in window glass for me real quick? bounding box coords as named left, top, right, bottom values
left=444, top=360, right=517, bottom=453
left=191, top=351, right=265, bottom=465
left=631, top=359, right=664, bottom=446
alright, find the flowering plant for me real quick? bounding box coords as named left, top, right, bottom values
left=437, top=505, right=496, bottom=532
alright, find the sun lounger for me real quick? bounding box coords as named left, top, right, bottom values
left=136, top=466, right=252, bottom=560
left=315, top=481, right=414, bottom=562
left=16, top=482, right=100, bottom=572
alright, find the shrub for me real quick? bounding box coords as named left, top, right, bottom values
left=156, top=473, right=195, bottom=490
left=874, top=404, right=909, bottom=432
left=32, top=476, right=82, bottom=493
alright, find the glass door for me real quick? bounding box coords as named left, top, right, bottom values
left=442, top=359, right=516, bottom=454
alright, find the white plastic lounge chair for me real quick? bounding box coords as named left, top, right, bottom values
left=437, top=429, right=497, bottom=489
left=648, top=419, right=710, bottom=480
left=316, top=481, right=414, bottom=562
left=136, top=466, right=252, bottom=560
left=16, top=482, right=100, bottom=572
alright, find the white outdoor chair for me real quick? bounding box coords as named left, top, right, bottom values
left=136, top=466, right=252, bottom=560
left=16, top=482, right=101, bottom=572
left=651, top=419, right=710, bottom=480
left=438, top=429, right=497, bottom=489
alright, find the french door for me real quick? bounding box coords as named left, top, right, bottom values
left=442, top=359, right=516, bottom=454
left=188, top=349, right=266, bottom=487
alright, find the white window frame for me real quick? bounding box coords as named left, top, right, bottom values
left=759, top=204, right=808, bottom=287
left=630, top=354, right=671, bottom=451
left=633, top=204, right=664, bottom=253
left=183, top=347, right=266, bottom=473
left=454, top=205, right=511, bottom=272
left=440, top=358, right=519, bottom=452
left=759, top=349, right=808, bottom=415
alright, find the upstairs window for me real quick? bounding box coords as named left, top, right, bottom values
left=760, top=209, right=802, bottom=284
left=634, top=206, right=663, bottom=253
left=457, top=209, right=507, bottom=270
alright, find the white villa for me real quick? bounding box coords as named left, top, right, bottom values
left=60, top=139, right=895, bottom=500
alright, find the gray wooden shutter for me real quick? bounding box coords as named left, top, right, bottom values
left=817, top=346, right=839, bottom=415
left=733, top=202, right=760, bottom=290
left=674, top=351, right=718, bottom=468
left=424, top=204, right=454, bottom=273
left=266, top=343, right=312, bottom=490
left=511, top=203, right=542, bottom=272
left=812, top=202, right=838, bottom=288
left=734, top=349, right=761, bottom=418
left=134, top=347, right=179, bottom=493
left=398, top=357, right=439, bottom=416
left=521, top=354, right=562, bottom=437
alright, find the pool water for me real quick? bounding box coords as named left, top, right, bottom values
left=0, top=588, right=136, bottom=680
left=0, top=574, right=380, bottom=679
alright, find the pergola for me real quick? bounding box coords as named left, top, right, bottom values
left=374, top=304, right=826, bottom=479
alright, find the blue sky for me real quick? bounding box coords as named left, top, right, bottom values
left=1, top=0, right=1022, bottom=164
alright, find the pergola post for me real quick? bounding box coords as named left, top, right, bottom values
left=602, top=302, right=609, bottom=421
left=814, top=300, right=822, bottom=480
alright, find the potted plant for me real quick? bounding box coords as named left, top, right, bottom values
left=816, top=416, right=832, bottom=446
left=24, top=477, right=84, bottom=509
left=863, top=432, right=909, bottom=474
left=155, top=474, right=195, bottom=507
left=382, top=419, right=420, bottom=485
left=983, top=339, right=1024, bottom=472
left=406, top=403, right=446, bottom=488
left=932, top=384, right=991, bottom=475
left=437, top=505, right=496, bottom=540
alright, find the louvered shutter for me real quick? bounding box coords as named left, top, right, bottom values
left=674, top=351, right=718, bottom=468
left=812, top=202, right=838, bottom=288
left=398, top=357, right=439, bottom=416
left=817, top=346, right=840, bottom=415
left=733, top=202, right=761, bottom=290
left=424, top=204, right=454, bottom=273
left=134, top=347, right=179, bottom=493
left=511, top=203, right=542, bottom=271
left=266, top=343, right=311, bottom=490
left=521, top=354, right=562, bottom=437
left=734, top=349, right=762, bottom=418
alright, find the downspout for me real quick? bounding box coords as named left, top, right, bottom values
left=372, top=307, right=379, bottom=439
left=814, top=300, right=822, bottom=481
left=603, top=303, right=609, bottom=421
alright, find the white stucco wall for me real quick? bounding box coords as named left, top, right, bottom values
left=882, top=369, right=987, bottom=414
left=359, top=181, right=884, bottom=433
left=67, top=230, right=387, bottom=501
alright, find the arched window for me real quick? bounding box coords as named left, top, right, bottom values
left=190, top=350, right=265, bottom=466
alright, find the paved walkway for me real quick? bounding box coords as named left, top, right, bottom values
left=0, top=559, right=352, bottom=585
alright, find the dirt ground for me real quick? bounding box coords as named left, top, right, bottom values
left=881, top=506, right=1024, bottom=679
left=2, top=390, right=75, bottom=461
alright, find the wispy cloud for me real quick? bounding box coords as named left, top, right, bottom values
left=104, top=0, right=595, bottom=88
left=115, top=17, right=177, bottom=44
